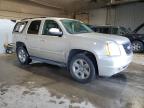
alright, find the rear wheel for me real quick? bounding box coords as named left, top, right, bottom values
left=69, top=54, right=96, bottom=83
left=6, top=49, right=12, bottom=54
left=16, top=47, right=31, bottom=65
left=132, top=41, right=144, bottom=53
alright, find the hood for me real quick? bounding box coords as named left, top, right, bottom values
left=125, top=33, right=144, bottom=39
left=73, top=32, right=130, bottom=44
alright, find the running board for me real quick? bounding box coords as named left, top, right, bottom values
left=30, top=56, right=66, bottom=67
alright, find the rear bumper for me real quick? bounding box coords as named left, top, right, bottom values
left=97, top=53, right=133, bottom=77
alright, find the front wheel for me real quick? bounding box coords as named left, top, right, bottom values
left=69, top=54, right=96, bottom=83
left=16, top=47, right=31, bottom=65
left=132, top=41, right=144, bottom=53
left=6, top=49, right=12, bottom=54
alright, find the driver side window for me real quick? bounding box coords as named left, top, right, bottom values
left=42, top=20, right=61, bottom=35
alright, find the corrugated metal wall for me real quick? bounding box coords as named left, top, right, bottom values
left=89, top=8, right=107, bottom=25
left=114, top=3, right=144, bottom=30
left=89, top=2, right=144, bottom=30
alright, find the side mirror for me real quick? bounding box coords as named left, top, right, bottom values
left=49, top=28, right=63, bottom=37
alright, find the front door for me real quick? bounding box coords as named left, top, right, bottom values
left=38, top=20, right=68, bottom=63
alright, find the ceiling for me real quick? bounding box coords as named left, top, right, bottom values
left=29, top=0, right=109, bottom=12
left=29, top=0, right=140, bottom=12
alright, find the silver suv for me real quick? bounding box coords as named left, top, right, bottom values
left=13, top=17, right=133, bottom=83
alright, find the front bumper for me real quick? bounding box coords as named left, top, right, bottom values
left=97, top=53, right=133, bottom=77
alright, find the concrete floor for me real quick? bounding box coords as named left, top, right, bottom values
left=0, top=54, right=144, bottom=108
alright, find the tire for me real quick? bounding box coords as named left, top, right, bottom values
left=16, top=47, right=31, bottom=65
left=6, top=49, right=9, bottom=54
left=69, top=53, right=96, bottom=83
left=132, top=41, right=144, bottom=53
left=6, top=49, right=12, bottom=54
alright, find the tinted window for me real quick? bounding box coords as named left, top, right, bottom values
left=96, top=27, right=118, bottom=35
left=27, top=20, right=41, bottom=34
left=95, top=28, right=101, bottom=33
left=101, top=28, right=109, bottom=34
left=43, top=20, right=61, bottom=35
left=95, top=27, right=107, bottom=33
left=110, top=28, right=118, bottom=35
left=13, top=22, right=27, bottom=33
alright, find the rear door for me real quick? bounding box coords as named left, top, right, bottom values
left=26, top=20, right=42, bottom=57
left=13, top=21, right=28, bottom=45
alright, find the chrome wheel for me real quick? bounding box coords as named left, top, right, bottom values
left=132, top=41, right=143, bottom=52
left=72, top=59, right=90, bottom=80
left=18, top=48, right=26, bottom=63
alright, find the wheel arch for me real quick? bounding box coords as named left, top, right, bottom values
left=67, top=49, right=99, bottom=75
left=16, top=41, right=28, bottom=53
left=131, top=39, right=144, bottom=44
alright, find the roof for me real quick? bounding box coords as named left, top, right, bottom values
left=21, top=17, right=76, bottom=21
left=94, top=25, right=122, bottom=28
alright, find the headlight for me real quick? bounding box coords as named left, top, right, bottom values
left=105, top=41, right=121, bottom=56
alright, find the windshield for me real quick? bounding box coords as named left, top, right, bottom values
left=61, top=19, right=93, bottom=34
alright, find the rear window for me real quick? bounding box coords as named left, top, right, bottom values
left=100, top=28, right=110, bottom=34
left=13, top=21, right=27, bottom=33
left=27, top=20, right=41, bottom=34
left=95, top=27, right=109, bottom=34
left=95, top=27, right=118, bottom=35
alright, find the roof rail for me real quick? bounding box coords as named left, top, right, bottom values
left=21, top=17, right=46, bottom=21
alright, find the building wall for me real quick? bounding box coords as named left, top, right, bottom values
left=89, top=2, right=144, bottom=30
left=114, top=2, right=144, bottom=30
left=0, top=19, right=15, bottom=53
left=76, top=13, right=89, bottom=23
left=0, top=0, right=67, bottom=19
left=89, top=8, right=107, bottom=25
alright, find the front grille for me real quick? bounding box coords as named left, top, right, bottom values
left=123, top=42, right=133, bottom=55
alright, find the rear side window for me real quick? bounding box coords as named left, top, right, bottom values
left=13, top=21, right=27, bottom=33
left=27, top=20, right=41, bottom=34
left=101, top=28, right=109, bottom=34
left=95, top=28, right=101, bottom=33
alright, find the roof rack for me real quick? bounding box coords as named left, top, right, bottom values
left=21, top=17, right=46, bottom=21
